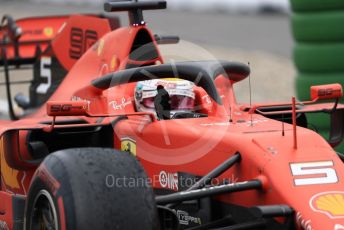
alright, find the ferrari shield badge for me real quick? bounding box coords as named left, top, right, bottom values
left=121, top=137, right=136, bottom=156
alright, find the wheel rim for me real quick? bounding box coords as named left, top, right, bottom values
left=30, top=190, right=59, bottom=230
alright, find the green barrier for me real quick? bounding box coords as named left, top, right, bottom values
left=335, top=144, right=344, bottom=154
left=292, top=12, right=344, bottom=42
left=306, top=113, right=331, bottom=130
left=294, top=43, right=344, bottom=72
left=290, top=0, right=344, bottom=154
left=290, top=0, right=344, bottom=12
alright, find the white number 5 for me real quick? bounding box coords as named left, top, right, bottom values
left=36, top=57, right=52, bottom=94
left=290, top=161, right=338, bottom=186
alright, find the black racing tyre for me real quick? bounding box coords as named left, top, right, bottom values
left=25, top=148, right=158, bottom=230
left=292, top=12, right=344, bottom=42
left=294, top=43, right=344, bottom=73
left=295, top=73, right=344, bottom=100
left=290, top=0, right=344, bottom=12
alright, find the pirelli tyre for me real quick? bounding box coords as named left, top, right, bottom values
left=290, top=0, right=344, bottom=12
left=294, top=43, right=344, bottom=72
left=25, top=148, right=158, bottom=230
left=292, top=12, right=344, bottom=42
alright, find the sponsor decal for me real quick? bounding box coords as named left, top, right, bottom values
left=21, top=27, right=55, bottom=37
left=175, top=210, right=202, bottom=226
left=97, top=39, right=105, bottom=56
left=0, top=221, right=9, bottom=230
left=317, top=87, right=341, bottom=98
left=109, top=97, right=132, bottom=110
left=43, top=27, right=54, bottom=37
left=290, top=161, right=338, bottom=186
left=310, top=191, right=344, bottom=219
left=141, top=91, right=156, bottom=99
left=202, top=95, right=212, bottom=104
left=155, top=80, right=177, bottom=89
left=110, top=55, right=119, bottom=71
left=159, top=171, right=178, bottom=191
left=296, top=212, right=313, bottom=230
left=0, top=138, right=20, bottom=189
left=121, top=137, right=136, bottom=156
left=49, top=104, right=87, bottom=114
left=142, top=78, right=193, bottom=89
left=335, top=224, right=344, bottom=230
left=22, top=29, right=43, bottom=36
left=71, top=96, right=91, bottom=109
left=168, top=89, right=195, bottom=98
left=246, top=119, right=268, bottom=126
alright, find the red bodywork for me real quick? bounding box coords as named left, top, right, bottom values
left=1, top=9, right=344, bottom=230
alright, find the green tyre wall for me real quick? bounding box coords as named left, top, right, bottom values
left=305, top=114, right=330, bottom=131
left=290, top=0, right=344, bottom=12
left=292, top=12, right=344, bottom=42
left=294, top=43, right=344, bottom=72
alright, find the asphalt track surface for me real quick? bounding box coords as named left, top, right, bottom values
left=0, top=1, right=295, bottom=118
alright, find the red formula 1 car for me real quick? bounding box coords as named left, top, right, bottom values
left=1, top=1, right=344, bottom=230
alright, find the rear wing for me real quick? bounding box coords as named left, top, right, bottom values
left=0, top=15, right=69, bottom=66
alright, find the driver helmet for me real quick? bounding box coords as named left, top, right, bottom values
left=135, top=78, right=195, bottom=118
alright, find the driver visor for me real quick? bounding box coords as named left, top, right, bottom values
left=142, top=95, right=195, bottom=110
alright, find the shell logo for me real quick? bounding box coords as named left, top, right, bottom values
left=0, top=138, right=20, bottom=189
left=310, top=191, right=344, bottom=219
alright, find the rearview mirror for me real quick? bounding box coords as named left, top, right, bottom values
left=47, top=101, right=89, bottom=116
left=310, top=84, right=343, bottom=101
